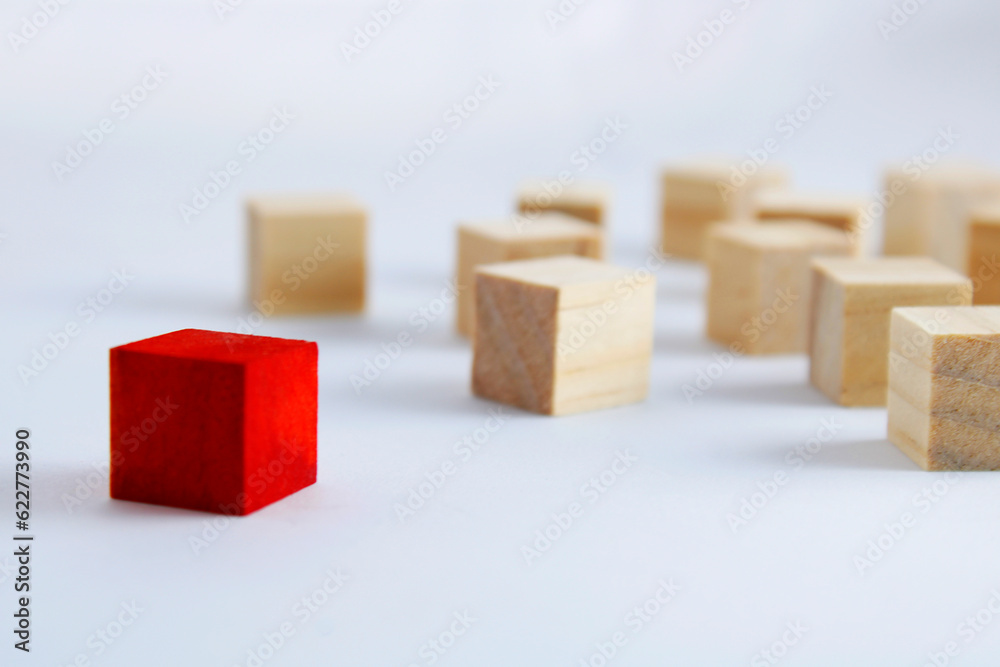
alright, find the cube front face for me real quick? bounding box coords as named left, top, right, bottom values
left=248, top=196, right=367, bottom=315
left=455, top=218, right=604, bottom=338
left=889, top=307, right=1000, bottom=470
left=660, top=163, right=788, bottom=260
left=472, top=257, right=654, bottom=416
left=809, top=259, right=973, bottom=406
left=707, top=223, right=852, bottom=354
left=753, top=193, right=867, bottom=255
left=110, top=329, right=317, bottom=515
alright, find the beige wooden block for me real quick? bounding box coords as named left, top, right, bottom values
left=455, top=214, right=605, bottom=338
left=882, top=163, right=1000, bottom=271
left=472, top=256, right=654, bottom=416
left=247, top=194, right=366, bottom=314
left=706, top=221, right=852, bottom=355
left=968, top=206, right=1000, bottom=304
left=661, top=160, right=788, bottom=260
left=753, top=190, right=868, bottom=254
left=517, top=182, right=610, bottom=225
left=809, top=257, right=972, bottom=406
left=889, top=306, right=1000, bottom=470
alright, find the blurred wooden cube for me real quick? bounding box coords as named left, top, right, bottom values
left=247, top=194, right=366, bottom=314
left=455, top=214, right=604, bottom=338
left=706, top=221, right=852, bottom=354
left=809, top=257, right=972, bottom=406
left=472, top=256, right=654, bottom=416
left=882, top=163, right=1000, bottom=271
left=968, top=206, right=1000, bottom=303
left=517, top=182, right=609, bottom=225
left=661, top=160, right=788, bottom=260
left=889, top=307, right=1000, bottom=470
left=754, top=190, right=869, bottom=254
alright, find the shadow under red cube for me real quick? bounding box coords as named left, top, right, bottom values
left=110, top=329, right=318, bottom=515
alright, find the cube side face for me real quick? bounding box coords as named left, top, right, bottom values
left=456, top=230, right=507, bottom=338
left=929, top=187, right=1000, bottom=274
left=552, top=277, right=655, bottom=415
left=250, top=207, right=366, bottom=314
left=753, top=247, right=815, bottom=354
left=705, top=236, right=761, bottom=351
left=809, top=269, right=847, bottom=403
left=472, top=274, right=559, bottom=414
left=241, top=344, right=318, bottom=514
left=839, top=283, right=971, bottom=406
left=110, top=350, right=246, bottom=513
left=969, top=222, right=1000, bottom=304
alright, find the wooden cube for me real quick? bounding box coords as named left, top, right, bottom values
left=455, top=214, right=604, bottom=338
left=661, top=160, right=788, bottom=260
left=516, top=182, right=609, bottom=225
left=809, top=258, right=972, bottom=406
left=968, top=206, right=1000, bottom=303
left=706, top=221, right=852, bottom=354
left=753, top=190, right=868, bottom=254
left=889, top=307, right=1000, bottom=470
left=882, top=164, right=1000, bottom=271
left=472, top=256, right=654, bottom=416
left=110, top=329, right=317, bottom=515
left=247, top=194, right=366, bottom=314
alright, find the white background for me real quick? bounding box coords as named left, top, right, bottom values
left=3, top=0, right=1000, bottom=665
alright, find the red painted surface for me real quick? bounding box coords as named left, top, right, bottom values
left=109, top=329, right=317, bottom=515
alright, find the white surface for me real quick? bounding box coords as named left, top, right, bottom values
left=4, top=1, right=1000, bottom=665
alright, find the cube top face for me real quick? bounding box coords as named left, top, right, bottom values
left=113, top=328, right=314, bottom=365
left=460, top=214, right=603, bottom=244
left=753, top=190, right=867, bottom=231
left=661, top=159, right=787, bottom=186
left=110, top=329, right=318, bottom=515
left=893, top=307, right=1000, bottom=370
left=710, top=220, right=851, bottom=253
left=477, top=256, right=636, bottom=309
left=517, top=182, right=609, bottom=225
left=247, top=193, right=366, bottom=220
left=889, top=306, right=1000, bottom=470
left=812, top=257, right=969, bottom=289
left=473, top=257, right=655, bottom=416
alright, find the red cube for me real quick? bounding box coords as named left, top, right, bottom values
left=110, top=329, right=318, bottom=515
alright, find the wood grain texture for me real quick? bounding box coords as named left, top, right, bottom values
left=753, top=190, right=868, bottom=254
left=706, top=221, right=852, bottom=354
left=809, top=257, right=972, bottom=406
left=889, top=307, right=1000, bottom=470
left=110, top=329, right=317, bottom=515
left=882, top=163, right=1000, bottom=272
left=517, top=182, right=610, bottom=225
left=472, top=256, right=654, bottom=416
left=660, top=160, right=788, bottom=260
left=455, top=214, right=605, bottom=338
left=247, top=193, right=366, bottom=314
